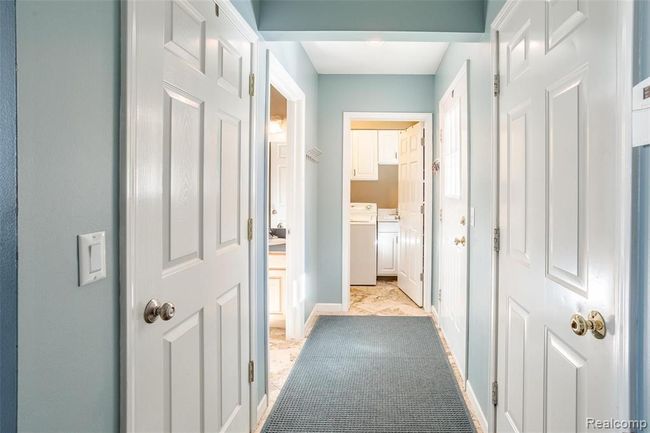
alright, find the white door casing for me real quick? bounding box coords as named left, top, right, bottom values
left=269, top=141, right=288, bottom=228
left=398, top=123, right=425, bottom=306
left=438, top=61, right=469, bottom=380
left=494, top=1, right=623, bottom=432
left=122, top=1, right=253, bottom=431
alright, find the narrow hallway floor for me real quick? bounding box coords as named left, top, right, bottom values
left=256, top=281, right=484, bottom=433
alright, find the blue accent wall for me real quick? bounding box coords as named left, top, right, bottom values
left=0, top=1, right=17, bottom=431
left=16, top=1, right=120, bottom=431
left=316, top=75, right=436, bottom=303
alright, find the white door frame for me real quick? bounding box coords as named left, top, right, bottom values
left=342, top=112, right=433, bottom=312
left=436, top=59, right=470, bottom=380
left=487, top=1, right=634, bottom=432
left=266, top=52, right=307, bottom=341
left=120, top=0, right=259, bottom=431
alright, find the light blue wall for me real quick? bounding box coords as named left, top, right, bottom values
left=251, top=41, right=320, bottom=407
left=16, top=1, right=120, bottom=432
left=432, top=42, right=493, bottom=417
left=258, top=0, right=485, bottom=33
left=316, top=75, right=436, bottom=302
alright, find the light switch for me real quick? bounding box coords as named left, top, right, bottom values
left=78, top=231, right=106, bottom=286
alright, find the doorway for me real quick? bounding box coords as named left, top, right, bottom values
left=341, top=112, right=434, bottom=313
left=259, top=51, right=307, bottom=425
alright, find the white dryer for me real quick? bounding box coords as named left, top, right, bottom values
left=349, top=203, right=377, bottom=285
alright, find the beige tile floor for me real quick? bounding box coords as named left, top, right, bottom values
left=255, top=280, right=484, bottom=433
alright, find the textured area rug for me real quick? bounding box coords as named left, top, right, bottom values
left=261, top=316, right=476, bottom=433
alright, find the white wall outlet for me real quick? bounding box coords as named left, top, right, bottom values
left=78, top=231, right=106, bottom=286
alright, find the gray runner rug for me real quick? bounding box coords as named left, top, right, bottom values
left=261, top=316, right=476, bottom=433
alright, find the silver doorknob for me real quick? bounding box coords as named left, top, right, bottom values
left=570, top=311, right=606, bottom=339
left=144, top=299, right=176, bottom=324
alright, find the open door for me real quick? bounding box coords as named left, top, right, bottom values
left=123, top=1, right=252, bottom=431
left=438, top=61, right=469, bottom=379
left=398, top=122, right=424, bottom=306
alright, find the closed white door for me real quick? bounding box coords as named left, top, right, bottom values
left=496, top=1, right=619, bottom=432
left=398, top=123, right=424, bottom=306
left=378, top=130, right=400, bottom=165
left=352, top=130, right=379, bottom=180
left=127, top=1, right=251, bottom=431
left=270, top=141, right=288, bottom=228
left=439, top=63, right=469, bottom=379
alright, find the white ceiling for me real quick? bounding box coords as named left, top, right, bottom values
left=301, top=41, right=449, bottom=75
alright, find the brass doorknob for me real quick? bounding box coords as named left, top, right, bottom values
left=144, top=299, right=176, bottom=324
left=454, top=236, right=466, bottom=246
left=570, top=311, right=606, bottom=339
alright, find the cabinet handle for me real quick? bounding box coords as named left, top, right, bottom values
left=395, top=151, right=398, bottom=160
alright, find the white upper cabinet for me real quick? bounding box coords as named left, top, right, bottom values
left=352, top=130, right=378, bottom=180
left=377, top=130, right=400, bottom=165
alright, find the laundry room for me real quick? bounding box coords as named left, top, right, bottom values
left=348, top=118, right=428, bottom=315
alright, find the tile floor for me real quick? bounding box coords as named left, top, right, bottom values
left=255, top=279, right=484, bottom=433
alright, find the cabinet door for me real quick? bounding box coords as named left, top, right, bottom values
left=377, top=130, right=400, bottom=165
left=377, top=232, right=399, bottom=276
left=268, top=268, right=286, bottom=328
left=352, top=130, right=378, bottom=180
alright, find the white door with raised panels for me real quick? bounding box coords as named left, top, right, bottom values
left=270, top=141, right=289, bottom=228
left=496, top=0, right=619, bottom=432
left=398, top=123, right=424, bottom=306
left=125, top=1, right=252, bottom=431
left=438, top=62, right=469, bottom=379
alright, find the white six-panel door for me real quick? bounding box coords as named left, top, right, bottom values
left=270, top=141, right=288, bottom=228
left=496, top=1, right=619, bottom=432
left=398, top=123, right=424, bottom=306
left=126, top=1, right=252, bottom=431
left=438, top=62, right=469, bottom=380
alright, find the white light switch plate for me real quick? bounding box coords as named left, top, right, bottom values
left=78, top=231, right=106, bottom=286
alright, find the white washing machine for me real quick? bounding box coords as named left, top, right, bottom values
left=350, top=203, right=377, bottom=285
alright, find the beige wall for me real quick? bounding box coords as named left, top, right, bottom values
left=351, top=165, right=398, bottom=208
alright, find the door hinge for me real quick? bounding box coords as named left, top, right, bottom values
left=214, top=2, right=219, bottom=16
left=247, top=218, right=254, bottom=241
left=420, top=272, right=424, bottom=282
left=420, top=203, right=425, bottom=214
left=493, top=227, right=501, bottom=253
left=492, top=381, right=498, bottom=406
left=438, top=289, right=442, bottom=303
left=493, top=74, right=501, bottom=97
left=439, top=208, right=443, bottom=222
left=248, top=361, right=255, bottom=383
left=249, top=73, right=255, bottom=97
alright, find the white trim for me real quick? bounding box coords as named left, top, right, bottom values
left=218, top=0, right=259, bottom=42
left=256, top=394, right=268, bottom=424
left=341, top=112, right=434, bottom=312
left=268, top=53, right=307, bottom=341
left=305, top=303, right=345, bottom=335
left=466, top=380, right=489, bottom=433
left=437, top=60, right=470, bottom=381
left=614, top=0, right=633, bottom=423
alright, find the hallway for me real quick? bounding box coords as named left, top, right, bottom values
left=258, top=285, right=484, bottom=433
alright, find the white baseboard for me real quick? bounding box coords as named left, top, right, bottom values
left=466, top=380, right=489, bottom=433
left=430, top=305, right=440, bottom=324
left=314, top=302, right=344, bottom=312
left=256, top=393, right=268, bottom=423
left=305, top=303, right=344, bottom=335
